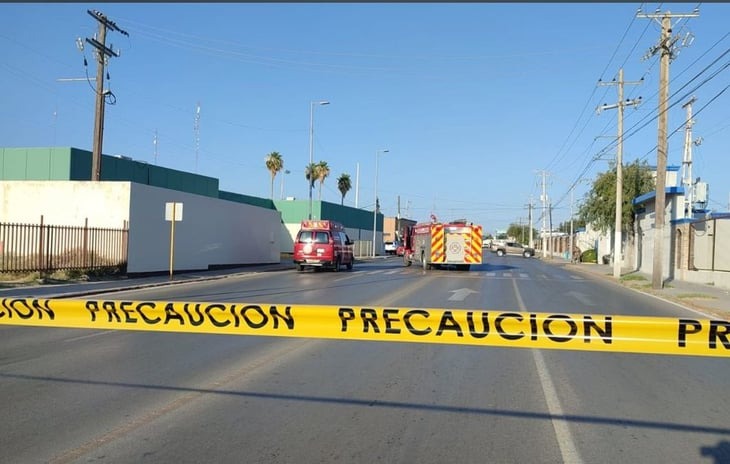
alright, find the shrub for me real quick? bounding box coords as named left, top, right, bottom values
left=580, top=249, right=597, bottom=263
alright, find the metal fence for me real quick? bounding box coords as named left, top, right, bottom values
left=0, top=217, right=128, bottom=274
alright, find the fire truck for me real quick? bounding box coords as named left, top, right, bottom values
left=402, top=217, right=483, bottom=271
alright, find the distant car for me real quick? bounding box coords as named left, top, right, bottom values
left=384, top=241, right=399, bottom=255
left=494, top=241, right=535, bottom=258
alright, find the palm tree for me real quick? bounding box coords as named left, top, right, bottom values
left=305, top=162, right=317, bottom=192
left=337, top=173, right=351, bottom=205
left=264, top=151, right=283, bottom=199
left=315, top=160, right=330, bottom=200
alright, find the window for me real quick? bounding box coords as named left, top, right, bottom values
left=298, top=231, right=330, bottom=244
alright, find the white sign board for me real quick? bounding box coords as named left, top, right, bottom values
left=165, top=202, right=183, bottom=221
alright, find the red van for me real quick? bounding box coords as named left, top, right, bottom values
left=293, top=220, right=354, bottom=272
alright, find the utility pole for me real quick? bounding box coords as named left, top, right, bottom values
left=598, top=68, right=642, bottom=279
left=194, top=102, right=201, bottom=173
left=84, top=9, right=128, bottom=181
left=548, top=203, right=553, bottom=258
left=355, top=162, right=360, bottom=208
left=638, top=7, right=699, bottom=289
left=526, top=197, right=534, bottom=248
left=681, top=96, right=699, bottom=218
left=537, top=171, right=550, bottom=257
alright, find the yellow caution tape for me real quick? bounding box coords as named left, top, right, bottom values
left=1, top=298, right=728, bottom=357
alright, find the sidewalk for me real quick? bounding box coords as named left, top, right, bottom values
left=0, top=260, right=296, bottom=299
left=543, top=256, right=730, bottom=319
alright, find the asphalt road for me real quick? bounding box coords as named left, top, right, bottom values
left=1, top=254, right=729, bottom=463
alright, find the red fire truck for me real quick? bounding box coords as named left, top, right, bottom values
left=402, top=218, right=483, bottom=271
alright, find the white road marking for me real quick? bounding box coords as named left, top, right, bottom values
left=64, top=331, right=114, bottom=342
left=512, top=278, right=583, bottom=464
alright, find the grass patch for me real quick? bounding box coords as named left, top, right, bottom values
left=0, top=271, right=39, bottom=283
left=677, top=293, right=717, bottom=300
left=620, top=274, right=647, bottom=282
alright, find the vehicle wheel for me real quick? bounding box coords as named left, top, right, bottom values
left=523, top=251, right=531, bottom=258
left=296, top=264, right=303, bottom=272
left=497, top=249, right=505, bottom=257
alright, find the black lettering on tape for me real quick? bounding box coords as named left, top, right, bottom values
left=466, top=311, right=489, bottom=339
left=584, top=316, right=612, bottom=344
left=361, top=308, right=380, bottom=333
left=85, top=301, right=100, bottom=321
left=269, top=306, right=294, bottom=330
left=339, top=308, right=356, bottom=332
left=543, top=315, right=578, bottom=343
left=119, top=301, right=138, bottom=324
left=709, top=321, right=730, bottom=350
left=403, top=310, right=431, bottom=336
left=102, top=301, right=122, bottom=323
left=529, top=314, right=538, bottom=341
left=1, top=299, right=55, bottom=320
left=205, top=304, right=229, bottom=327
left=496, top=313, right=524, bottom=341
left=436, top=311, right=463, bottom=337
left=164, top=303, right=185, bottom=325
left=678, top=319, right=702, bottom=348
left=436, top=311, right=464, bottom=337
left=137, top=302, right=160, bottom=324
left=240, top=305, right=265, bottom=329
left=382, top=309, right=401, bottom=335
left=183, top=303, right=205, bottom=326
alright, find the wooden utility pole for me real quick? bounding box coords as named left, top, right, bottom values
left=598, top=68, right=642, bottom=279
left=85, top=10, right=128, bottom=181
left=637, top=8, right=699, bottom=289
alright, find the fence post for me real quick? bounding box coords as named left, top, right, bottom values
left=38, top=215, right=44, bottom=274
left=83, top=217, right=89, bottom=268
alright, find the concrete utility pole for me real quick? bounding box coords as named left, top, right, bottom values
left=681, top=96, right=699, bottom=218
left=526, top=198, right=534, bottom=248
left=537, top=171, right=549, bottom=257
left=638, top=7, right=699, bottom=289
left=597, top=68, right=642, bottom=279
left=84, top=9, right=128, bottom=181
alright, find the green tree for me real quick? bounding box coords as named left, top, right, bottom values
left=337, top=173, right=352, bottom=205
left=305, top=163, right=317, bottom=191
left=558, top=218, right=586, bottom=234
left=507, top=223, right=537, bottom=243
left=315, top=160, right=330, bottom=200
left=264, top=151, right=284, bottom=200
left=578, top=160, right=654, bottom=235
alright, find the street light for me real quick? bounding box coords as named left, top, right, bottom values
left=280, top=169, right=291, bottom=200
left=373, top=148, right=389, bottom=257
left=308, top=100, right=330, bottom=219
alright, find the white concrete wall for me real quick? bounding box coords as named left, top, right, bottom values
left=1, top=180, right=131, bottom=228
left=1, top=181, right=281, bottom=273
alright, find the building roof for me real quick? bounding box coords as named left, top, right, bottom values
left=632, top=186, right=685, bottom=206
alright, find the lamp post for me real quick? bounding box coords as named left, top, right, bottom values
left=280, top=169, right=290, bottom=200
left=308, top=100, right=329, bottom=219
left=373, top=148, right=389, bottom=257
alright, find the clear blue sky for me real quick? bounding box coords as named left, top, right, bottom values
left=2, top=3, right=728, bottom=234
